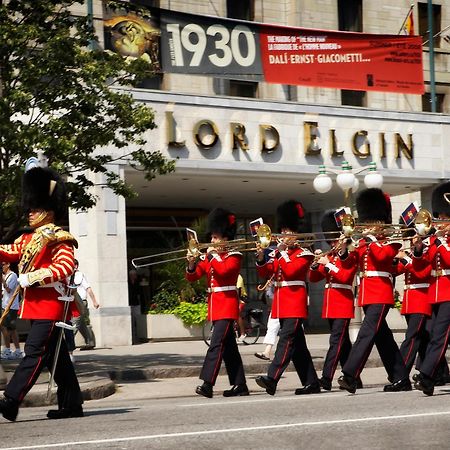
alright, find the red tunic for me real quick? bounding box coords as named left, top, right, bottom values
left=355, top=235, right=402, bottom=306
left=0, top=226, right=76, bottom=320
left=185, top=251, right=242, bottom=321
left=308, top=251, right=357, bottom=319
left=412, top=235, right=450, bottom=304
left=392, top=255, right=432, bottom=316
left=257, top=247, right=314, bottom=319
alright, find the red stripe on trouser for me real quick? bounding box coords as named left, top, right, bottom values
left=20, top=322, right=55, bottom=402
left=330, top=319, right=349, bottom=377
left=274, top=319, right=300, bottom=381
left=404, top=316, right=425, bottom=367
left=355, top=304, right=387, bottom=378
left=211, top=321, right=232, bottom=383
left=431, top=324, right=450, bottom=378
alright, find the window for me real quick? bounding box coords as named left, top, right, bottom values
left=338, top=0, right=362, bottom=32
left=418, top=2, right=441, bottom=47
left=229, top=80, right=258, bottom=98
left=341, top=90, right=366, bottom=107
left=422, top=93, right=444, bottom=112
left=227, top=0, right=254, bottom=21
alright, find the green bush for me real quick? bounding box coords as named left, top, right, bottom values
left=148, top=289, right=180, bottom=314
left=173, top=301, right=208, bottom=326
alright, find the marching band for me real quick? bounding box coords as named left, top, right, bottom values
left=185, top=185, right=450, bottom=399
left=1, top=177, right=449, bottom=423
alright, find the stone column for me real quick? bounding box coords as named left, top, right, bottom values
left=68, top=164, right=132, bottom=347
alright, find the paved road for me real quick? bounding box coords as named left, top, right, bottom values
left=1, top=370, right=449, bottom=450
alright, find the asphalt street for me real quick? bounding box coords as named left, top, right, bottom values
left=1, top=370, right=449, bottom=450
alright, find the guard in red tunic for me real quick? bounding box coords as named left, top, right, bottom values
left=186, top=208, right=248, bottom=398
left=412, top=182, right=450, bottom=395
left=309, top=210, right=358, bottom=391
left=255, top=200, right=320, bottom=395
left=392, top=237, right=433, bottom=376
left=0, top=166, right=83, bottom=422
left=338, top=188, right=410, bottom=393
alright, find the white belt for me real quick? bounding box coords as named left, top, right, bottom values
left=274, top=281, right=306, bottom=288
left=325, top=283, right=353, bottom=291
left=431, top=269, right=450, bottom=277
left=361, top=271, right=392, bottom=279
left=207, top=286, right=237, bottom=293
left=404, top=283, right=430, bottom=290
left=37, top=281, right=66, bottom=294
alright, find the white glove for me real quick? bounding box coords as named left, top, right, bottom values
left=18, top=273, right=30, bottom=288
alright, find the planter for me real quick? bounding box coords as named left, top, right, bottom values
left=145, top=314, right=203, bottom=341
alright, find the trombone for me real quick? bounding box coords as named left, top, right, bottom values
left=131, top=226, right=273, bottom=268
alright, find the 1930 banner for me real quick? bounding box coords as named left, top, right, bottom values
left=103, top=2, right=424, bottom=94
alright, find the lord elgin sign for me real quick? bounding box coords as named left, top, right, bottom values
left=166, top=111, right=413, bottom=161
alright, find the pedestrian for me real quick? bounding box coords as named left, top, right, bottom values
left=186, top=208, right=248, bottom=398
left=0, top=165, right=83, bottom=422
left=412, top=182, right=450, bottom=396
left=255, top=200, right=321, bottom=395
left=1, top=262, right=24, bottom=360
left=71, top=259, right=99, bottom=350
left=308, top=210, right=359, bottom=391
left=338, top=188, right=410, bottom=394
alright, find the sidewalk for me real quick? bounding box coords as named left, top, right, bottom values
left=0, top=333, right=439, bottom=407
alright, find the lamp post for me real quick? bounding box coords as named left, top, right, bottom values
left=313, top=161, right=383, bottom=210
left=313, top=161, right=383, bottom=341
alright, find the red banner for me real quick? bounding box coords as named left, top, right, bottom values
left=260, top=25, right=424, bottom=94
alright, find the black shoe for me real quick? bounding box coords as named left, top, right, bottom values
left=383, top=378, right=412, bottom=392
left=195, top=382, right=213, bottom=398
left=255, top=375, right=277, bottom=395
left=356, top=377, right=363, bottom=389
left=414, top=373, right=434, bottom=396
left=338, top=374, right=357, bottom=394
left=295, top=381, right=321, bottom=395
left=0, top=396, right=19, bottom=422
left=434, top=377, right=445, bottom=387
left=223, top=384, right=250, bottom=397
left=47, top=406, right=84, bottom=419
left=319, top=377, right=332, bottom=391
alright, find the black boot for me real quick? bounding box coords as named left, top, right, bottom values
left=295, top=381, right=321, bottom=395
left=383, top=378, right=412, bottom=392
left=414, top=373, right=434, bottom=396
left=319, top=377, right=332, bottom=391
left=0, top=396, right=19, bottom=422
left=47, top=405, right=84, bottom=419
left=337, top=374, right=358, bottom=394
left=195, top=381, right=213, bottom=398
left=255, top=375, right=277, bottom=395
left=223, top=384, right=250, bottom=397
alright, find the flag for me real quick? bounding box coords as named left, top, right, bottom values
left=334, top=207, right=352, bottom=227
left=400, top=202, right=419, bottom=226
left=249, top=217, right=263, bottom=237
left=400, top=7, right=414, bottom=36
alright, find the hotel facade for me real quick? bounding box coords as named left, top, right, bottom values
left=71, top=0, right=450, bottom=346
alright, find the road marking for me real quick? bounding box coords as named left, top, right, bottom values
left=3, top=410, right=450, bottom=449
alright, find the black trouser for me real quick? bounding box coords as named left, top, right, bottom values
left=420, top=302, right=450, bottom=380
left=200, top=319, right=246, bottom=386
left=399, top=313, right=429, bottom=374
left=268, top=318, right=318, bottom=386
left=322, top=318, right=352, bottom=381
left=5, top=320, right=83, bottom=409
left=343, top=304, right=407, bottom=382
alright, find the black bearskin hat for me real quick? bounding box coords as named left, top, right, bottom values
left=276, top=200, right=306, bottom=233
left=356, top=188, right=392, bottom=224
left=432, top=182, right=450, bottom=218
left=22, top=167, right=67, bottom=221
left=207, top=208, right=237, bottom=240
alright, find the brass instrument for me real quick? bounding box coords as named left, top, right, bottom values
left=413, top=208, right=450, bottom=236
left=131, top=225, right=273, bottom=268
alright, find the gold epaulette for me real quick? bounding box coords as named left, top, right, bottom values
left=35, top=224, right=78, bottom=249
left=52, top=227, right=78, bottom=249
